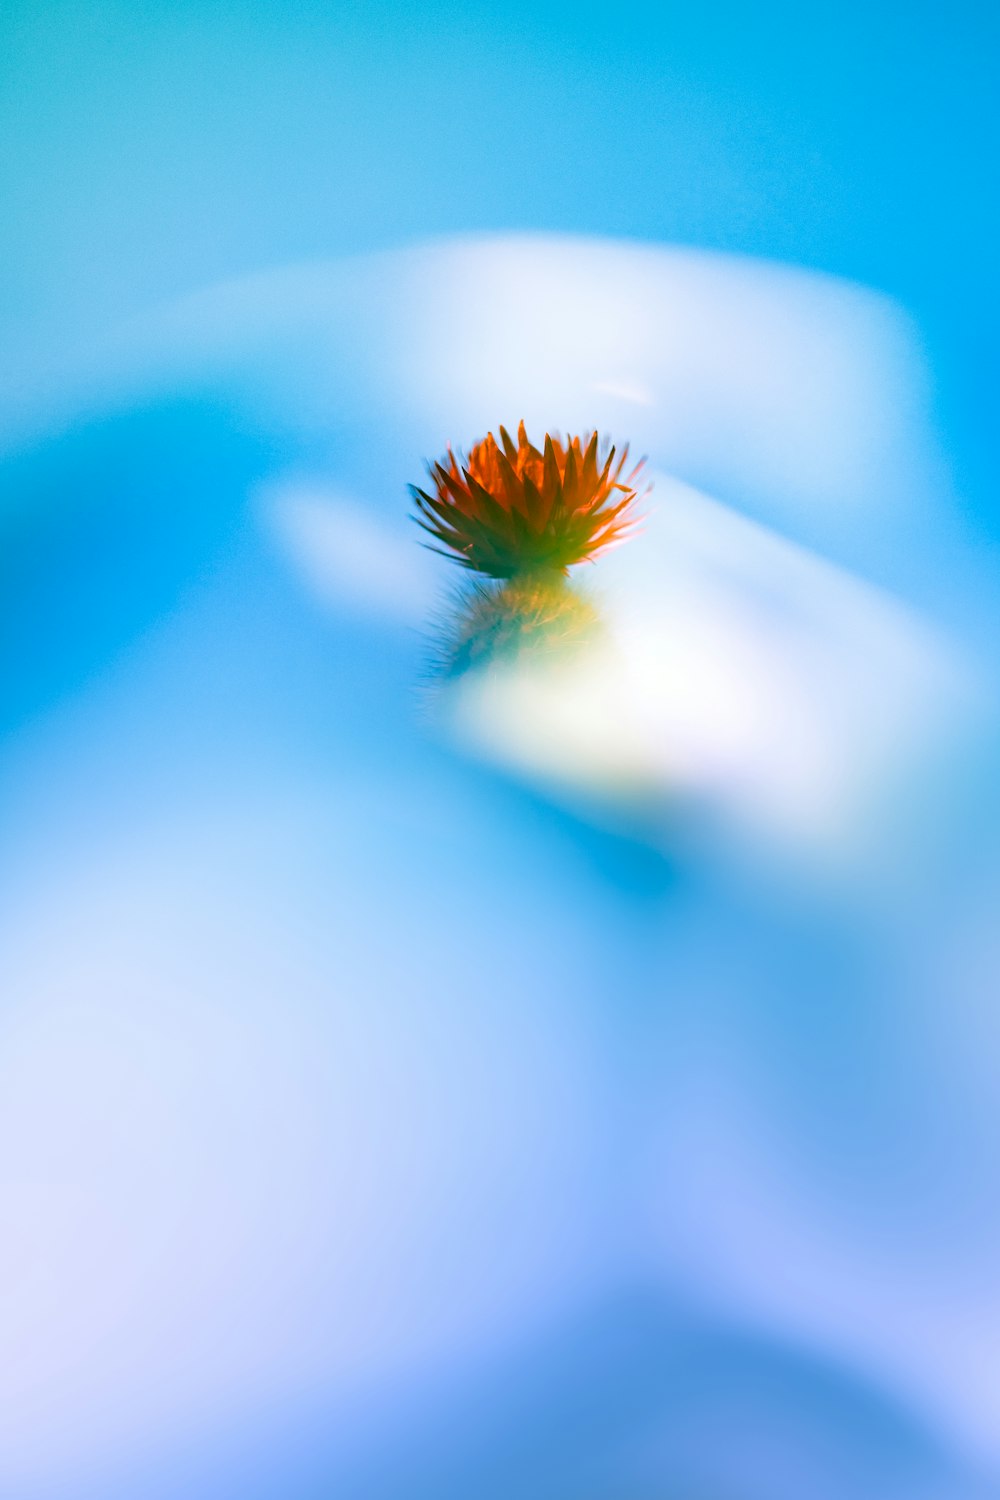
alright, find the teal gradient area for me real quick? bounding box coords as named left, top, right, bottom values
left=2, top=0, right=999, bottom=494
left=2, top=5, right=1000, bottom=1500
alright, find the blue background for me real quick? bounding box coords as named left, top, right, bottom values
left=2, top=4, right=999, bottom=1498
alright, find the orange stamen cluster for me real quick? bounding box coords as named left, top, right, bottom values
left=411, top=422, right=646, bottom=578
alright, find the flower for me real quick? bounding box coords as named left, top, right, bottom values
left=410, top=422, right=647, bottom=578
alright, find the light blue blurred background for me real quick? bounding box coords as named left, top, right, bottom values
left=2, top=3, right=1000, bottom=1498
